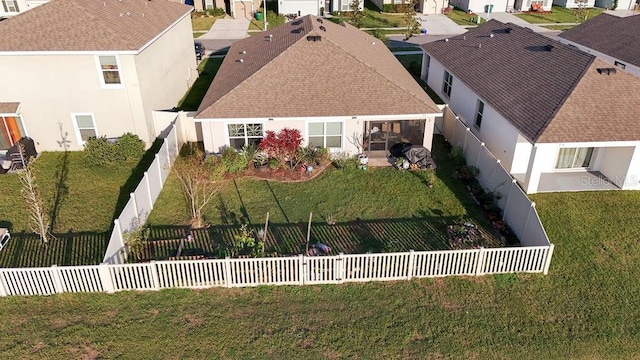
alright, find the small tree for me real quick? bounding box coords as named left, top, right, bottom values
left=403, top=0, right=421, bottom=41
left=17, top=147, right=51, bottom=245
left=174, top=144, right=223, bottom=228
left=123, top=219, right=150, bottom=262
left=575, top=0, right=588, bottom=23
left=259, top=128, right=302, bottom=168
left=349, top=0, right=364, bottom=28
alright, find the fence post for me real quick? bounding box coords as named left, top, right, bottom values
left=475, top=247, right=485, bottom=276
left=144, top=172, right=153, bottom=211
left=173, top=124, right=179, bottom=157
left=462, top=127, right=470, bottom=154
left=501, top=179, right=517, bottom=219
left=543, top=243, right=555, bottom=275
left=114, top=219, right=126, bottom=259
left=337, top=253, right=345, bottom=283
left=155, top=154, right=163, bottom=184
left=476, top=143, right=485, bottom=168
left=50, top=265, right=64, bottom=294
left=99, top=264, right=115, bottom=293
left=451, top=116, right=459, bottom=146
left=521, top=202, right=535, bottom=245
left=0, top=271, right=7, bottom=297
left=149, top=261, right=160, bottom=290
left=130, top=193, right=139, bottom=223
left=164, top=139, right=171, bottom=167
left=298, top=255, right=305, bottom=285
left=406, top=250, right=415, bottom=280
left=224, top=257, right=232, bottom=288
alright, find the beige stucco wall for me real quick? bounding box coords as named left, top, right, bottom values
left=0, top=13, right=196, bottom=151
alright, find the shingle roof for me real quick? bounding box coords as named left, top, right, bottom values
left=0, top=0, right=192, bottom=52
left=195, top=15, right=440, bottom=119
left=0, top=102, right=20, bottom=114
left=559, top=13, right=640, bottom=68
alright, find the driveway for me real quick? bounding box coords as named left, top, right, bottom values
left=475, top=12, right=549, bottom=33
left=415, top=14, right=467, bottom=36
left=199, top=18, right=250, bottom=40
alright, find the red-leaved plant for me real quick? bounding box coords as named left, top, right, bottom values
left=258, top=128, right=302, bottom=168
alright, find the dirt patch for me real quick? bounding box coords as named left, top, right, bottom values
left=185, top=313, right=205, bottom=328
left=229, top=161, right=332, bottom=183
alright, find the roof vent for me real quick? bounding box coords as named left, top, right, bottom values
left=319, top=25, right=326, bottom=32
left=268, top=34, right=273, bottom=41
left=463, top=35, right=466, bottom=40
left=306, top=35, right=321, bottom=42
left=237, top=59, right=244, bottom=63
left=240, top=50, right=246, bottom=54
left=544, top=44, right=554, bottom=51
left=292, top=19, right=303, bottom=25
left=489, top=33, right=494, bottom=38
left=317, top=18, right=323, bottom=23
left=505, top=27, right=513, bottom=33
left=478, top=43, right=481, bottom=49
left=444, top=38, right=449, bottom=42
left=597, top=68, right=617, bottom=75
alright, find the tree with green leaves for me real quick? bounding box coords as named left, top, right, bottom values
left=349, top=0, right=364, bottom=28
left=403, top=0, right=421, bottom=41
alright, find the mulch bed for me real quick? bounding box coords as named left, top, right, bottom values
left=225, top=161, right=333, bottom=183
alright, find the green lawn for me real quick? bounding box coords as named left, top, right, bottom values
left=2, top=190, right=640, bottom=357
left=146, top=136, right=501, bottom=258
left=0, top=143, right=160, bottom=267
left=191, top=14, right=223, bottom=32
left=330, top=0, right=407, bottom=28
left=248, top=10, right=286, bottom=31
left=446, top=8, right=485, bottom=26
left=176, top=56, right=224, bottom=111
left=515, top=5, right=603, bottom=24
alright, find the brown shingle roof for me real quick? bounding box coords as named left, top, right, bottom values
left=559, top=13, right=640, bottom=68
left=0, top=102, right=20, bottom=114
left=195, top=16, right=440, bottom=119
left=537, top=59, right=640, bottom=143
left=0, top=0, right=192, bottom=52
left=421, top=21, right=595, bottom=143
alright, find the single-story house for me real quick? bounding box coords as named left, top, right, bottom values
left=279, top=0, right=364, bottom=18
left=195, top=15, right=441, bottom=157
left=371, top=0, right=449, bottom=15
left=552, top=0, right=595, bottom=8
left=595, top=0, right=638, bottom=9
left=558, top=13, right=640, bottom=78
left=448, top=0, right=552, bottom=14
left=0, top=0, right=47, bottom=18
left=0, top=0, right=198, bottom=152
left=421, top=20, right=640, bottom=194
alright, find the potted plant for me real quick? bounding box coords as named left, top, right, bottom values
left=358, top=153, right=369, bottom=165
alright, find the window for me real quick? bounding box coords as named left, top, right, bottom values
left=530, top=0, right=544, bottom=6
left=97, top=55, right=121, bottom=86
left=72, top=114, right=98, bottom=145
left=423, top=55, right=431, bottom=81
left=1, top=0, right=19, bottom=12
left=308, top=122, right=343, bottom=148
left=227, top=123, right=263, bottom=149
left=555, top=147, right=594, bottom=169
left=474, top=100, right=484, bottom=128
left=442, top=70, right=453, bottom=98
left=341, top=0, right=355, bottom=11
left=0, top=115, right=26, bottom=151
left=204, top=0, right=214, bottom=9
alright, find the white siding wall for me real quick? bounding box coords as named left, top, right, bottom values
left=595, top=0, right=635, bottom=9
left=622, top=146, right=640, bottom=190
left=423, top=55, right=523, bottom=173
left=598, top=146, right=634, bottom=188
left=279, top=0, right=320, bottom=16
left=418, top=0, right=449, bottom=14
left=134, top=15, right=199, bottom=142
left=552, top=0, right=596, bottom=8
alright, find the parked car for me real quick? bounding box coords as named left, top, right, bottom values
left=195, top=41, right=205, bottom=61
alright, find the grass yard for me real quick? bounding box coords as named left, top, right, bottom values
left=146, top=136, right=501, bottom=258
left=515, top=5, right=603, bottom=24
left=191, top=14, right=223, bottom=32
left=176, top=56, right=224, bottom=111
left=2, top=190, right=640, bottom=357
left=446, top=8, right=485, bottom=26
left=0, top=143, right=161, bottom=267
left=248, top=10, right=286, bottom=31
left=329, top=0, right=407, bottom=28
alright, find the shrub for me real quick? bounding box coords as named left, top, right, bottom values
left=383, top=4, right=395, bottom=12
left=84, top=136, right=118, bottom=166
left=208, top=7, right=225, bottom=16
left=259, top=128, right=302, bottom=169
left=449, top=146, right=466, bottom=166
left=116, top=133, right=145, bottom=162
left=220, top=147, right=248, bottom=173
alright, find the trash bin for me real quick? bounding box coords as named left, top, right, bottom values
left=421, top=28, right=427, bottom=34
left=255, top=12, right=263, bottom=21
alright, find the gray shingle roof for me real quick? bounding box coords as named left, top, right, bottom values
left=195, top=15, right=440, bottom=119
left=0, top=102, right=20, bottom=114
left=0, top=0, right=192, bottom=52
left=421, top=21, right=594, bottom=143
left=559, top=13, right=640, bottom=68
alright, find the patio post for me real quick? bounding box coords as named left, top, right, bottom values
left=501, top=179, right=517, bottom=219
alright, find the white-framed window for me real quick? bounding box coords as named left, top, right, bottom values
left=2, top=0, right=20, bottom=12
left=227, top=123, right=264, bottom=149
left=442, top=70, right=453, bottom=98
left=71, top=113, right=98, bottom=145
left=308, top=121, right=343, bottom=149
left=555, top=147, right=594, bottom=169
left=341, top=0, right=357, bottom=11
left=95, top=55, right=122, bottom=87
left=204, top=0, right=214, bottom=9
left=474, top=100, right=484, bottom=128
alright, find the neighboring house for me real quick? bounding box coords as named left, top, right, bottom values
left=449, top=0, right=552, bottom=13
left=595, top=0, right=639, bottom=9
left=552, top=0, right=596, bottom=8
left=280, top=0, right=364, bottom=17
left=0, top=0, right=198, bottom=152
left=371, top=0, right=449, bottom=15
left=0, top=0, right=47, bottom=17
left=195, top=15, right=441, bottom=157
left=421, top=20, right=640, bottom=194
left=558, top=13, right=640, bottom=77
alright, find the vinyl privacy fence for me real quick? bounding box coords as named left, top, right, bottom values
left=102, top=122, right=183, bottom=264
left=0, top=247, right=554, bottom=296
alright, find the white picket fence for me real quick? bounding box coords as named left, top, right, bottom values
left=0, top=247, right=553, bottom=296
left=103, top=120, right=183, bottom=264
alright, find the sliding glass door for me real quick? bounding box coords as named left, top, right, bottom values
left=555, top=147, right=594, bottom=169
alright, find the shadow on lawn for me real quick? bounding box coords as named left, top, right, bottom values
left=0, top=230, right=109, bottom=268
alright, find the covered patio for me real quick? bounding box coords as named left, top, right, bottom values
left=513, top=171, right=619, bottom=193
